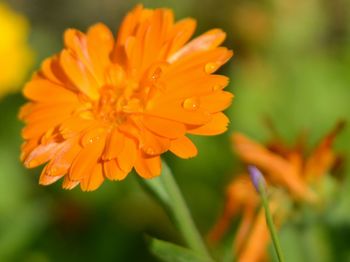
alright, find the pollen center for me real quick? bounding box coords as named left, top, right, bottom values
left=90, top=79, right=145, bottom=124
left=94, top=85, right=120, bottom=122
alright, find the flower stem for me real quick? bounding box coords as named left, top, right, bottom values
left=258, top=180, right=285, bottom=262
left=159, top=161, right=210, bottom=257
left=140, top=160, right=210, bottom=257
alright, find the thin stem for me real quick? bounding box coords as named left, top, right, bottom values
left=159, top=161, right=210, bottom=257
left=258, top=180, right=285, bottom=262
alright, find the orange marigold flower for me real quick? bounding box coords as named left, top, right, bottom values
left=208, top=122, right=343, bottom=262
left=19, top=5, right=233, bottom=191
left=232, top=121, right=344, bottom=203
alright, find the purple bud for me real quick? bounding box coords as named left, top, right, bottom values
left=247, top=165, right=266, bottom=194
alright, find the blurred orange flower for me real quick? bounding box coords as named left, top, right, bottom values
left=19, top=5, right=233, bottom=191
left=208, top=122, right=343, bottom=262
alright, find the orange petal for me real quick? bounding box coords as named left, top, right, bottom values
left=45, top=139, right=81, bottom=177
left=64, top=29, right=88, bottom=60
left=166, top=18, right=196, bottom=57
left=62, top=176, right=80, bottom=190
left=80, top=126, right=108, bottom=147
left=24, top=142, right=63, bottom=168
left=102, top=128, right=125, bottom=160
left=165, top=47, right=233, bottom=81
left=87, top=23, right=114, bottom=84
left=168, top=29, right=227, bottom=63
left=22, top=119, right=59, bottom=140
left=117, top=137, right=137, bottom=173
left=114, top=4, right=146, bottom=47
left=60, top=49, right=99, bottom=100
left=188, top=112, right=229, bottom=136
left=21, top=138, right=40, bottom=162
left=40, top=56, right=68, bottom=85
left=138, top=9, right=174, bottom=73
left=69, top=137, right=105, bottom=181
left=18, top=103, right=35, bottom=120
left=135, top=153, right=161, bottom=179
left=146, top=98, right=211, bottom=125
left=304, top=121, right=344, bottom=179
left=208, top=175, right=259, bottom=244
left=80, top=163, right=105, bottom=191
left=133, top=118, right=171, bottom=155
left=142, top=115, right=186, bottom=139
left=23, top=78, right=78, bottom=102
left=200, top=91, right=233, bottom=113
left=39, top=169, right=63, bottom=185
left=59, top=117, right=95, bottom=139
left=21, top=103, right=76, bottom=124
left=232, top=133, right=315, bottom=201
left=169, top=136, right=197, bottom=159
left=103, top=160, right=128, bottom=181
left=237, top=209, right=270, bottom=262
left=156, top=74, right=230, bottom=103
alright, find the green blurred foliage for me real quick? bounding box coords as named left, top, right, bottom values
left=0, top=0, right=350, bottom=261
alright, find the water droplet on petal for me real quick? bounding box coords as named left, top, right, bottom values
left=151, top=67, right=162, bottom=81
left=81, top=128, right=106, bottom=146
left=90, top=136, right=100, bottom=144
left=212, top=84, right=223, bottom=91
left=145, top=147, right=155, bottom=155
left=82, top=135, right=100, bottom=146
left=182, top=97, right=200, bottom=111
left=205, top=62, right=219, bottom=74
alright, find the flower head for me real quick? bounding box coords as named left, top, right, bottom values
left=20, top=5, right=233, bottom=191
left=232, top=121, right=344, bottom=203
left=0, top=3, right=33, bottom=97
left=208, top=122, right=343, bottom=262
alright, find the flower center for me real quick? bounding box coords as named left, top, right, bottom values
left=77, top=63, right=168, bottom=124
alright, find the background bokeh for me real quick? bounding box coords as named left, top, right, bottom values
left=0, top=0, right=350, bottom=261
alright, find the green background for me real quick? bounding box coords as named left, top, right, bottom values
left=1, top=0, right=350, bottom=261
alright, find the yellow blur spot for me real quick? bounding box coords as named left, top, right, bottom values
left=0, top=3, right=33, bottom=98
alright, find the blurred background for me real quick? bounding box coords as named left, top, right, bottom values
left=0, top=0, right=350, bottom=261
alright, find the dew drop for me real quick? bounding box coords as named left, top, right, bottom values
left=145, top=147, right=155, bottom=155
left=205, top=62, right=219, bottom=74
left=83, top=135, right=100, bottom=146
left=212, top=84, right=223, bottom=91
left=151, top=67, right=162, bottom=81
left=182, top=97, right=200, bottom=111
left=90, top=136, right=100, bottom=144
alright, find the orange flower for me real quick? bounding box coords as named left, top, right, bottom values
left=232, top=121, right=344, bottom=203
left=208, top=176, right=284, bottom=262
left=19, top=5, right=233, bottom=191
left=208, top=122, right=343, bottom=262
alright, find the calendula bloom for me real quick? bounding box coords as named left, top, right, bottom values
left=0, top=3, right=33, bottom=97
left=19, top=5, right=233, bottom=191
left=233, top=122, right=344, bottom=203
left=208, top=122, right=343, bottom=262
left=208, top=174, right=286, bottom=262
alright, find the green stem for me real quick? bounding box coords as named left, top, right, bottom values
left=258, top=180, right=285, bottom=262
left=159, top=162, right=210, bottom=257
left=139, top=160, right=210, bottom=257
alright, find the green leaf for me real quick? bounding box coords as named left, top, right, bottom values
left=148, top=237, right=214, bottom=262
